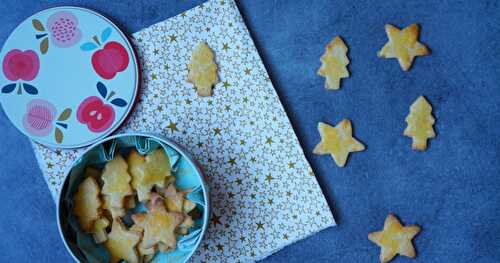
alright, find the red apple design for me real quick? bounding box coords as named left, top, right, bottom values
left=91, top=41, right=129, bottom=80
left=80, top=27, right=129, bottom=80
left=77, top=96, right=115, bottom=132
left=77, top=82, right=128, bottom=133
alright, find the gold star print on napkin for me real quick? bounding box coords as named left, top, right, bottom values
left=31, top=0, right=335, bottom=262
left=313, top=120, right=365, bottom=167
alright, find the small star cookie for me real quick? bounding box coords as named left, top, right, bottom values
left=134, top=197, right=184, bottom=250
left=404, top=96, right=436, bottom=150
left=378, top=24, right=429, bottom=71
left=187, top=42, right=219, bottom=97
left=101, top=154, right=133, bottom=211
left=104, top=218, right=141, bottom=263
left=317, top=36, right=350, bottom=90
left=128, top=149, right=171, bottom=202
left=72, top=176, right=101, bottom=233
left=368, top=214, right=421, bottom=263
left=313, top=120, right=365, bottom=167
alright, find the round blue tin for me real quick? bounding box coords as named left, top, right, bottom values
left=57, top=133, right=210, bottom=263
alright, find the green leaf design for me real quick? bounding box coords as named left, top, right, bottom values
left=58, top=108, right=72, bottom=121
left=55, top=128, right=63, bottom=143
left=40, top=38, right=49, bottom=54
left=32, top=19, right=45, bottom=31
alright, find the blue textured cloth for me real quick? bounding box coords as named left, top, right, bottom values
left=1, top=1, right=499, bottom=262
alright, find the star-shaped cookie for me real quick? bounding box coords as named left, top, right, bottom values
left=104, top=218, right=141, bottom=263
left=368, top=214, right=421, bottom=263
left=313, top=120, right=365, bottom=167
left=378, top=24, right=429, bottom=71
left=134, top=197, right=184, bottom=250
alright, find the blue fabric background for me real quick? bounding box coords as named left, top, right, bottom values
left=1, top=0, right=499, bottom=262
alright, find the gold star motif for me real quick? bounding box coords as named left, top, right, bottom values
left=313, top=120, right=365, bottom=167
left=211, top=213, right=222, bottom=226
left=265, top=175, right=274, bottom=182
left=228, top=192, right=235, bottom=198
left=222, top=43, right=230, bottom=50
left=244, top=68, right=251, bottom=75
left=240, top=140, right=246, bottom=145
left=151, top=73, right=157, bottom=80
left=220, top=0, right=225, bottom=4
left=163, top=64, right=169, bottom=70
left=207, top=100, right=213, bottom=106
left=265, top=137, right=273, bottom=145
left=243, top=97, right=249, bottom=103
left=256, top=222, right=264, bottom=230
left=283, top=234, right=289, bottom=240
left=197, top=142, right=203, bottom=147
left=206, top=27, right=211, bottom=32
left=185, top=99, right=192, bottom=105
left=216, top=243, right=224, bottom=252
left=378, top=24, right=430, bottom=71
left=213, top=128, right=221, bottom=135
left=156, top=105, right=163, bottom=112
left=169, top=34, right=177, bottom=42
left=223, top=81, right=230, bottom=88
left=240, top=235, right=246, bottom=241
left=55, top=149, right=62, bottom=156
left=286, top=191, right=292, bottom=197
left=268, top=198, right=273, bottom=205
left=368, top=214, right=421, bottom=263
left=166, top=122, right=178, bottom=133
left=250, top=193, right=256, bottom=199
left=153, top=49, right=159, bottom=55
left=250, top=157, right=256, bottom=162
left=288, top=162, right=295, bottom=168
left=228, top=158, right=236, bottom=165
left=224, top=105, right=231, bottom=111
left=180, top=12, right=187, bottom=17
left=47, top=162, right=53, bottom=169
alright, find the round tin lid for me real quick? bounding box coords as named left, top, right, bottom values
left=0, top=6, right=139, bottom=148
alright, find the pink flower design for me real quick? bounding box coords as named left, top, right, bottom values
left=2, top=49, right=40, bottom=81
left=77, top=96, right=115, bottom=133
left=47, top=11, right=82, bottom=48
left=22, top=99, right=56, bottom=136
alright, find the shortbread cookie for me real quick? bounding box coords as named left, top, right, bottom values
left=378, top=23, right=429, bottom=71
left=187, top=42, right=219, bottom=97
left=404, top=96, right=436, bottom=150
left=92, top=217, right=110, bottom=244
left=313, top=120, right=365, bottom=167
left=318, top=36, right=350, bottom=90
left=104, top=218, right=141, bottom=263
left=368, top=214, right=421, bottom=263
left=128, top=149, right=171, bottom=202
left=101, top=154, right=133, bottom=210
left=73, top=176, right=101, bottom=233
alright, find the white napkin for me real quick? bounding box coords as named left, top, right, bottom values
left=32, top=0, right=335, bottom=261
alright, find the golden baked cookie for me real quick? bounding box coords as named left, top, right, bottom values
left=313, top=120, right=365, bottom=167
left=368, top=214, right=421, bottom=263
left=378, top=24, right=429, bottom=71
left=318, top=36, right=350, bottom=90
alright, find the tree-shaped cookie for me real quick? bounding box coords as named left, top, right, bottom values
left=187, top=42, right=219, bottom=97
left=313, top=120, right=365, bottom=167
left=101, top=154, right=133, bottom=211
left=378, top=24, right=429, bottom=71
left=404, top=96, right=436, bottom=150
left=104, top=218, right=141, bottom=263
left=133, top=197, right=184, bottom=250
left=368, top=214, right=421, bottom=263
left=128, top=149, right=171, bottom=202
left=72, top=176, right=101, bottom=232
left=317, top=36, right=350, bottom=90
